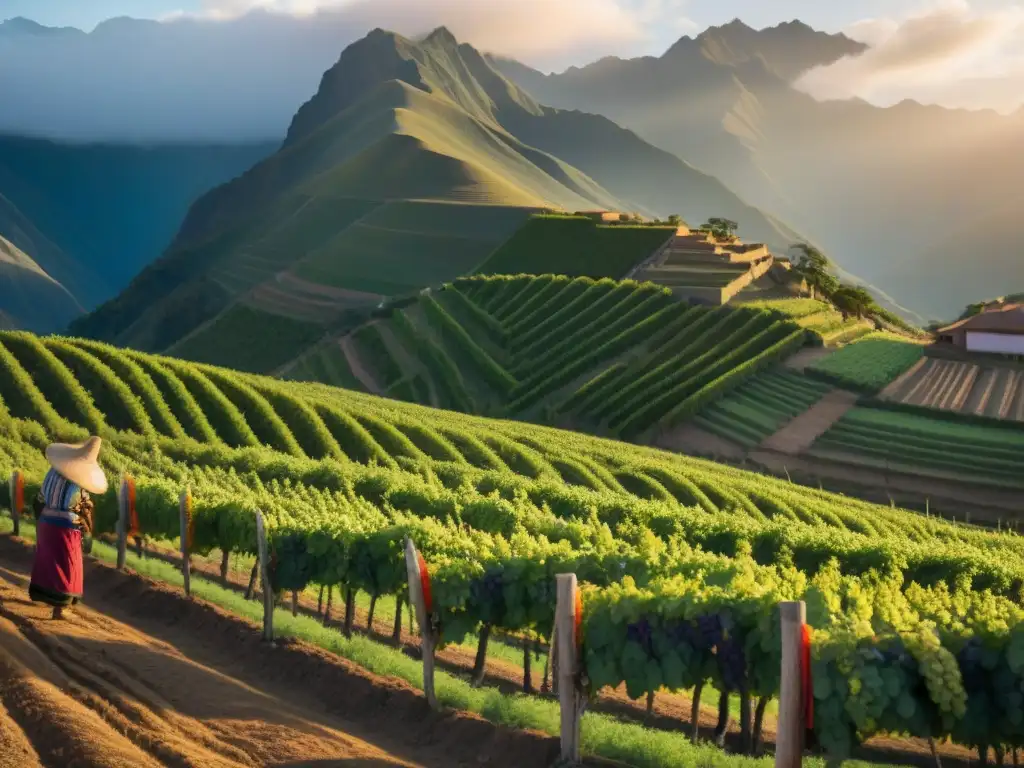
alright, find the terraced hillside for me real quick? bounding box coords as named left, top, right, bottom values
left=475, top=214, right=675, bottom=278
left=634, top=228, right=775, bottom=304
left=4, top=327, right=1024, bottom=766
left=809, top=405, right=1024, bottom=489
left=690, top=368, right=834, bottom=448
left=881, top=356, right=1024, bottom=422
left=278, top=275, right=814, bottom=441
left=73, top=27, right=800, bottom=361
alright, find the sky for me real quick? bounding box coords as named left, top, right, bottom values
left=2, top=0, right=1022, bottom=114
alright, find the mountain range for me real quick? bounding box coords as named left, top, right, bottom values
left=488, top=20, right=1024, bottom=319
left=71, top=26, right=800, bottom=351
left=1, top=13, right=1021, bottom=326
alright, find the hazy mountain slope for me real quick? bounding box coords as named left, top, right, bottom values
left=74, top=27, right=799, bottom=353
left=490, top=20, right=1024, bottom=319
left=0, top=136, right=277, bottom=314
left=0, top=234, right=82, bottom=332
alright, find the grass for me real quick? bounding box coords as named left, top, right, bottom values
left=806, top=332, right=925, bottom=394
left=0, top=516, right=856, bottom=768
left=170, top=304, right=327, bottom=374
left=476, top=215, right=674, bottom=279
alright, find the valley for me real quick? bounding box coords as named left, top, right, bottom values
left=1, top=8, right=1024, bottom=768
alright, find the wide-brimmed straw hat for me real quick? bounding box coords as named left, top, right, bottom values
left=45, top=436, right=108, bottom=495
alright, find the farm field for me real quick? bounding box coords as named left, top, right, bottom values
left=4, top=327, right=1024, bottom=764
left=809, top=405, right=1024, bottom=488
left=690, top=368, right=833, bottom=448
left=3, top=331, right=1024, bottom=765
left=880, top=356, right=1024, bottom=422
left=276, top=275, right=815, bottom=440
left=475, top=215, right=675, bottom=279
left=806, top=332, right=926, bottom=394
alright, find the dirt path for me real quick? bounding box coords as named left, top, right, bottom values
left=0, top=537, right=595, bottom=768
left=759, top=390, right=859, bottom=455
left=340, top=332, right=383, bottom=395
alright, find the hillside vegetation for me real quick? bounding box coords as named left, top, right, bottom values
left=2, top=328, right=1024, bottom=764
left=475, top=214, right=675, bottom=278
left=272, top=275, right=817, bottom=441
left=70, top=25, right=802, bottom=357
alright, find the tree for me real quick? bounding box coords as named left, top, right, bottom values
left=831, top=285, right=876, bottom=321
left=667, top=214, right=682, bottom=226
left=702, top=217, right=739, bottom=240
left=790, top=243, right=838, bottom=300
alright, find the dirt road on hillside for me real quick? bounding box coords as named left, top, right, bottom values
left=0, top=536, right=574, bottom=768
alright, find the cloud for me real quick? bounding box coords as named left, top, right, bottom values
left=795, top=1, right=1024, bottom=112
left=180, top=0, right=676, bottom=65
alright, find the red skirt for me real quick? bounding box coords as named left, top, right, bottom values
left=29, top=516, right=84, bottom=607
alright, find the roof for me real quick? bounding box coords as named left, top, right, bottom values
left=939, top=303, right=1024, bottom=334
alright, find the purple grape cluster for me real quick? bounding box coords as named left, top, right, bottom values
left=626, top=618, right=654, bottom=654
left=469, top=570, right=506, bottom=622
left=957, top=638, right=987, bottom=693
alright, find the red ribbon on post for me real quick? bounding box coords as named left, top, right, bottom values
left=125, top=475, right=140, bottom=537
left=801, top=622, right=814, bottom=730
left=574, top=588, right=583, bottom=649
left=416, top=551, right=432, bottom=614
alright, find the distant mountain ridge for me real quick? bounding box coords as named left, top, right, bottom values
left=488, top=19, right=1024, bottom=319
left=0, top=137, right=276, bottom=332
left=73, top=26, right=804, bottom=352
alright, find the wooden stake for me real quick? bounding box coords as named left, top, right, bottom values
left=555, top=573, right=583, bottom=764
left=7, top=471, right=21, bottom=537
left=324, top=585, right=333, bottom=626
left=220, top=550, right=230, bottom=586
left=404, top=536, right=437, bottom=709
left=776, top=601, right=806, bottom=768
left=179, top=490, right=191, bottom=597
left=116, top=476, right=129, bottom=570
left=245, top=562, right=258, bottom=600
left=255, top=508, right=274, bottom=643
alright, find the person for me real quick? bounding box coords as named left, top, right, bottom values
left=29, top=436, right=108, bottom=620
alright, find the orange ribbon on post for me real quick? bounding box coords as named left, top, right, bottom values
left=801, top=622, right=814, bottom=730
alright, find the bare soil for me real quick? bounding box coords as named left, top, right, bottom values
left=759, top=390, right=858, bottom=455
left=0, top=536, right=611, bottom=768
left=654, top=423, right=749, bottom=461
left=340, top=332, right=383, bottom=395
left=782, top=347, right=831, bottom=372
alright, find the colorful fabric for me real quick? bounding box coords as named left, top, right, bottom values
left=29, top=468, right=90, bottom=608
left=29, top=517, right=84, bottom=607
left=41, top=468, right=86, bottom=515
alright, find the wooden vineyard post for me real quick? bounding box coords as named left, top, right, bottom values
left=255, top=509, right=274, bottom=643
left=179, top=488, right=192, bottom=596
left=116, top=475, right=129, bottom=569
left=7, top=470, right=23, bottom=537
left=776, top=601, right=808, bottom=768
left=404, top=536, right=438, bottom=709
left=555, top=573, right=585, bottom=764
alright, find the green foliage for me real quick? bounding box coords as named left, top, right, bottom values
left=814, top=405, right=1024, bottom=486
left=128, top=355, right=220, bottom=444
left=351, top=324, right=404, bottom=389
left=69, top=338, right=187, bottom=439
left=0, top=331, right=105, bottom=434
left=171, top=304, right=326, bottom=374
left=45, top=339, right=154, bottom=436
left=161, top=360, right=259, bottom=449
left=390, top=310, right=474, bottom=412
left=477, top=215, right=674, bottom=279
left=420, top=294, right=517, bottom=395
left=807, top=333, right=926, bottom=394
left=695, top=369, right=833, bottom=448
